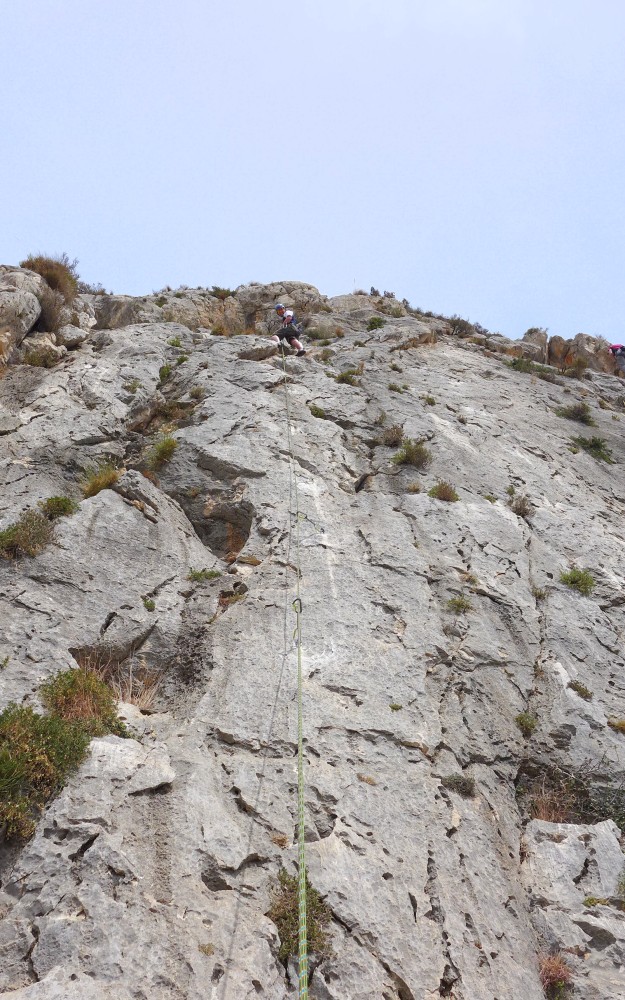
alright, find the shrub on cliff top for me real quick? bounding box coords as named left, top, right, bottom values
left=20, top=253, right=79, bottom=303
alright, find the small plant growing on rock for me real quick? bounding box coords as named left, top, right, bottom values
left=80, top=461, right=121, bottom=498
left=143, top=598, right=155, bottom=612
left=189, top=385, right=206, bottom=400
left=568, top=680, right=593, bottom=701
left=367, top=316, right=385, bottom=331
left=380, top=424, right=403, bottom=446
left=388, top=383, right=403, bottom=392
left=406, top=482, right=421, bottom=493
left=159, top=364, right=173, bottom=383
left=198, top=943, right=215, bottom=956
left=447, top=595, right=473, bottom=614
left=336, top=369, right=360, bottom=386
left=539, top=953, right=573, bottom=999
left=608, top=719, right=625, bottom=735
left=210, top=286, right=234, bottom=300
left=176, top=354, right=189, bottom=365
left=188, top=568, right=221, bottom=582
left=571, top=436, right=614, bottom=463
left=560, top=567, right=595, bottom=596
left=392, top=438, right=432, bottom=469
left=423, top=395, right=436, bottom=406
left=0, top=704, right=91, bottom=839
left=441, top=774, right=475, bottom=798
left=509, top=494, right=532, bottom=518
left=484, top=494, right=496, bottom=503
left=40, top=666, right=126, bottom=738
left=555, top=401, right=594, bottom=424
left=23, top=346, right=60, bottom=368
left=0, top=510, right=54, bottom=559
left=389, top=703, right=403, bottom=712
left=168, top=336, right=182, bottom=347
left=516, top=712, right=538, bottom=737
left=357, top=773, right=377, bottom=786
left=39, top=496, right=78, bottom=519
left=390, top=362, right=403, bottom=372
left=267, top=869, right=332, bottom=963
left=428, top=481, right=459, bottom=502
left=309, top=404, right=327, bottom=419
left=147, top=435, right=178, bottom=469
left=124, top=378, right=142, bottom=394
left=532, top=585, right=546, bottom=601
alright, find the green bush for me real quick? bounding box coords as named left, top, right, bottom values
left=392, top=438, right=432, bottom=469
left=143, top=598, right=155, bottom=612
left=388, top=383, right=403, bottom=393
left=39, top=496, right=78, bottom=519
left=428, top=481, right=459, bottom=502
left=555, top=402, right=594, bottom=424
left=267, top=869, right=332, bottom=963
left=159, top=364, right=173, bottom=382
left=516, top=712, right=538, bottom=737
left=309, top=404, right=326, bottom=419
left=441, top=773, right=475, bottom=797
left=570, top=436, right=614, bottom=463
left=40, top=667, right=125, bottom=738
left=0, top=510, right=53, bottom=559
left=336, top=369, right=360, bottom=386
left=447, top=595, right=473, bottom=614
left=188, top=568, right=221, bottom=582
left=210, top=286, right=234, bottom=300
left=507, top=357, right=558, bottom=383
left=423, top=395, right=436, bottom=406
left=560, top=567, right=595, bottom=596
left=0, top=704, right=90, bottom=838
left=366, top=316, right=386, bottom=331
left=147, top=436, right=178, bottom=469
left=168, top=337, right=182, bottom=347
left=80, top=462, right=121, bottom=498
left=380, top=424, right=403, bottom=447
left=568, top=680, right=593, bottom=701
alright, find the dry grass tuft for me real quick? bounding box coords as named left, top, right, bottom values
left=80, top=462, right=121, bottom=498
left=539, top=953, right=573, bottom=998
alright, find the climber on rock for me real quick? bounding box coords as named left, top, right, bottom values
left=609, top=344, right=625, bottom=373
left=271, top=303, right=306, bottom=356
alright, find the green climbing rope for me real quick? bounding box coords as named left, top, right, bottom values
left=280, top=349, right=308, bottom=999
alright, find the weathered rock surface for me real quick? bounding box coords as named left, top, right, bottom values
left=1, top=268, right=625, bottom=999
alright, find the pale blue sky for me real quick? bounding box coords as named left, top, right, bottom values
left=2, top=1, right=624, bottom=339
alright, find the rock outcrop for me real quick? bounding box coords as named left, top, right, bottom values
left=1, top=269, right=625, bottom=999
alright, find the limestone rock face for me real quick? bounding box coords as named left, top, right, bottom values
left=1, top=275, right=625, bottom=999
left=0, top=268, right=45, bottom=363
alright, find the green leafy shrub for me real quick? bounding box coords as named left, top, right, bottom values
left=516, top=712, right=538, bottom=737
left=309, top=404, right=326, bottom=419
left=124, top=378, right=142, bottom=394
left=447, top=595, right=473, bottom=614
left=507, top=357, right=558, bottom=383
left=390, top=363, right=403, bottom=373
left=39, top=496, right=78, bottom=519
left=0, top=704, right=90, bottom=839
left=366, top=317, right=386, bottom=331
left=560, top=567, right=595, bottom=596
left=388, top=383, right=403, bottom=392
left=555, top=401, right=594, bottom=424
left=168, top=337, right=182, bottom=347
left=428, top=481, right=459, bottom=502
left=20, top=253, right=78, bottom=302
left=80, top=461, right=121, bottom=498
left=392, top=438, right=432, bottom=469
left=143, top=598, right=155, bottom=612
left=389, top=703, right=402, bottom=712
left=147, top=436, right=178, bottom=469
left=423, top=395, right=436, bottom=406
left=568, top=680, right=593, bottom=701
left=188, top=568, right=221, bottom=582
left=155, top=296, right=167, bottom=307
left=40, top=667, right=125, bottom=738
left=176, top=354, right=189, bottom=365
left=210, top=286, right=234, bottom=300
left=441, top=773, right=475, bottom=797
left=267, top=869, right=332, bottom=963
left=571, top=436, right=614, bottom=463
left=0, top=510, right=53, bottom=559
left=159, top=364, right=173, bottom=383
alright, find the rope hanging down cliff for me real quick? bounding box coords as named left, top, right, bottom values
left=280, top=349, right=308, bottom=1000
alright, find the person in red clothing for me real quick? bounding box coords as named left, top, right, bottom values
left=271, top=304, right=305, bottom=355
